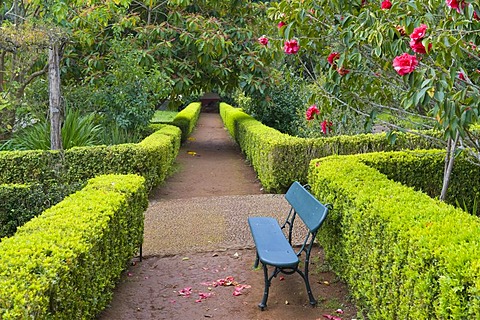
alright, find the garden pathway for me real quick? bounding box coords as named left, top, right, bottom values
left=98, top=113, right=357, bottom=320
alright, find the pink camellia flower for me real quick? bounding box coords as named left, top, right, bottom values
left=381, top=0, right=392, bottom=9
left=258, top=35, right=268, bottom=46
left=410, top=24, right=428, bottom=41
left=409, top=39, right=431, bottom=54
left=327, top=52, right=340, bottom=65
left=446, top=0, right=460, bottom=9
left=446, top=0, right=467, bottom=13
left=278, top=21, right=286, bottom=28
left=284, top=39, right=299, bottom=54
left=321, top=120, right=333, bottom=134
left=392, top=53, right=419, bottom=76
left=306, top=105, right=320, bottom=121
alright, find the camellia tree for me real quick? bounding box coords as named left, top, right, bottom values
left=262, top=0, right=479, bottom=200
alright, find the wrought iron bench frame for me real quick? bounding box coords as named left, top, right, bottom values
left=248, top=181, right=330, bottom=310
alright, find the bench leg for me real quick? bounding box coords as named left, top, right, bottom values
left=253, top=252, right=259, bottom=269
left=297, top=269, right=316, bottom=306
left=258, top=263, right=270, bottom=311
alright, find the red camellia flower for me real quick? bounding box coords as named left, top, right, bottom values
left=392, top=53, right=419, bottom=76
left=258, top=35, right=269, bottom=46
left=409, top=39, right=431, bottom=54
left=321, top=120, right=333, bottom=134
left=446, top=0, right=460, bottom=10
left=284, top=39, right=299, bottom=54
left=474, top=11, right=479, bottom=21
left=409, top=24, right=431, bottom=54
left=458, top=72, right=466, bottom=81
left=381, top=0, right=392, bottom=9
left=278, top=21, right=286, bottom=28
left=327, top=52, right=340, bottom=65
left=306, top=105, right=320, bottom=121
left=410, top=24, right=428, bottom=41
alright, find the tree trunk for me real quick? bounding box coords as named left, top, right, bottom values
left=48, top=43, right=63, bottom=150
left=440, top=132, right=460, bottom=201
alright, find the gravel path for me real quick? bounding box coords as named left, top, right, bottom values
left=144, top=113, right=294, bottom=256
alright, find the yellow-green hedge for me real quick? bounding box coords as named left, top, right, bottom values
left=171, top=102, right=201, bottom=142
left=308, top=155, right=480, bottom=319
left=0, top=124, right=181, bottom=191
left=0, top=174, right=148, bottom=319
left=219, top=102, right=437, bottom=192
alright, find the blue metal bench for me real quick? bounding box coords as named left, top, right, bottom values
left=248, top=181, right=330, bottom=310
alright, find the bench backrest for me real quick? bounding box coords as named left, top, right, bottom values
left=285, top=182, right=328, bottom=233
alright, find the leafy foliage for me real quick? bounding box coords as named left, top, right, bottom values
left=0, top=174, right=147, bottom=319
left=309, top=155, right=480, bottom=318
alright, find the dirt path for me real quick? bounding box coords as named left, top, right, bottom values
left=98, top=113, right=357, bottom=320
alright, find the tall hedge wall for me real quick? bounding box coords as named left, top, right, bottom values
left=308, top=156, right=480, bottom=319
left=0, top=174, right=147, bottom=319
left=0, top=124, right=181, bottom=191
left=219, top=103, right=438, bottom=192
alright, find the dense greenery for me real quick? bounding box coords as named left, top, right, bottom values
left=0, top=124, right=181, bottom=190
left=220, top=102, right=439, bottom=192
left=309, top=156, right=480, bottom=319
left=0, top=174, right=147, bottom=319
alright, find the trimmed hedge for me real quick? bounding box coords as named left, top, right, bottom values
left=308, top=155, right=480, bottom=319
left=0, top=174, right=147, bottom=319
left=171, top=102, right=202, bottom=142
left=356, top=150, right=480, bottom=215
left=0, top=124, right=181, bottom=191
left=219, top=102, right=438, bottom=192
left=0, top=182, right=83, bottom=239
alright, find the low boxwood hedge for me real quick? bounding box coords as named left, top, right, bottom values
left=0, top=174, right=147, bottom=319
left=356, top=150, right=480, bottom=216
left=0, top=124, right=181, bottom=191
left=171, top=102, right=201, bottom=142
left=0, top=182, right=83, bottom=239
left=219, top=102, right=438, bottom=192
left=308, top=155, right=480, bottom=319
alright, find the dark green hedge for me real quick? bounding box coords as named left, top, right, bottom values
left=220, top=103, right=438, bottom=192
left=308, top=155, right=480, bottom=319
left=356, top=150, right=480, bottom=216
left=171, top=102, right=201, bottom=142
left=0, top=124, right=181, bottom=191
left=0, top=174, right=147, bottom=319
left=0, top=182, right=83, bottom=239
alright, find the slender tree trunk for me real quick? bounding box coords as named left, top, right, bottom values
left=48, top=43, right=63, bottom=150
left=440, top=132, right=460, bottom=201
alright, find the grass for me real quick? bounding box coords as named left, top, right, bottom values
left=151, top=111, right=178, bottom=123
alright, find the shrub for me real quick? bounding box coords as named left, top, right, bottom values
left=219, top=102, right=438, bottom=192
left=308, top=155, right=480, bottom=319
left=0, top=124, right=181, bottom=191
left=0, top=182, right=83, bottom=239
left=0, top=174, right=147, bottom=319
left=170, top=102, right=201, bottom=142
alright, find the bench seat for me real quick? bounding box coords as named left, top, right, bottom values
left=248, top=217, right=299, bottom=268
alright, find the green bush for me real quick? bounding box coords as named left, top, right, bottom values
left=308, top=155, right=480, bottom=319
left=355, top=150, right=480, bottom=216
left=170, top=102, right=202, bottom=142
left=0, top=124, right=181, bottom=191
left=0, top=174, right=148, bottom=319
left=219, top=103, right=438, bottom=192
left=0, top=182, right=83, bottom=239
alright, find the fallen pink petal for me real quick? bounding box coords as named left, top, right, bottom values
left=336, top=309, right=344, bottom=314
left=178, top=287, right=192, bottom=297
left=322, top=315, right=342, bottom=320
left=233, top=290, right=242, bottom=296
left=279, top=276, right=285, bottom=281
